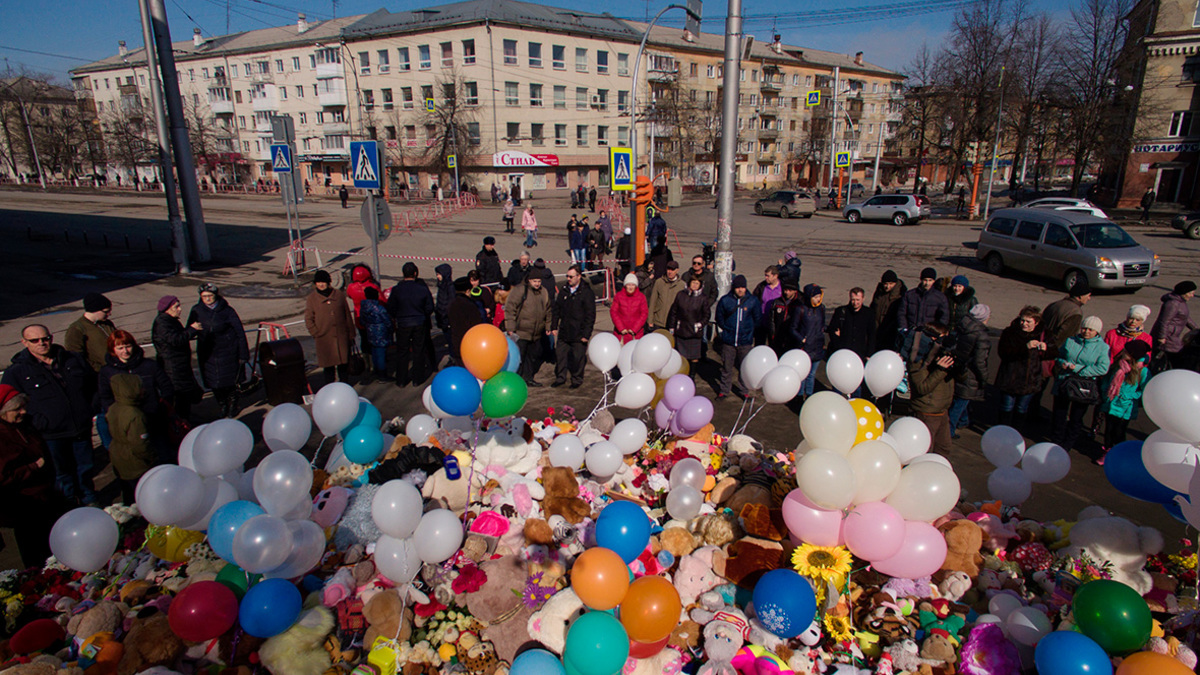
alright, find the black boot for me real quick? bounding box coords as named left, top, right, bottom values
left=223, top=395, right=239, bottom=419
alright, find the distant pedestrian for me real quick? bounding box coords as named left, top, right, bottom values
left=503, top=198, right=515, bottom=233
left=827, top=287, right=875, bottom=362
left=1042, top=279, right=1092, bottom=352
left=994, top=306, right=1051, bottom=432
left=588, top=219, right=608, bottom=270
left=1097, top=340, right=1151, bottom=465
left=305, top=270, right=357, bottom=386
left=346, top=265, right=382, bottom=361
left=597, top=210, right=613, bottom=246
left=476, top=236, right=503, bottom=285
left=188, top=283, right=249, bottom=419
left=569, top=222, right=588, bottom=266
left=897, top=267, right=950, bottom=340
left=522, top=205, right=539, bottom=247
left=715, top=275, right=760, bottom=398
left=339, top=185, right=349, bottom=208
left=589, top=187, right=597, bottom=212
left=615, top=228, right=632, bottom=278
left=64, top=292, right=116, bottom=373
left=1140, top=187, right=1156, bottom=223
left=945, top=275, right=979, bottom=329
left=448, top=278, right=484, bottom=366
left=434, top=264, right=454, bottom=337
left=1104, top=304, right=1153, bottom=364
left=875, top=185, right=882, bottom=196
left=908, top=343, right=956, bottom=456
left=790, top=284, right=827, bottom=398
left=467, top=270, right=496, bottom=322
left=1150, top=280, right=1197, bottom=371
left=668, top=276, right=712, bottom=375
left=360, top=286, right=393, bottom=382
left=1051, top=316, right=1110, bottom=453
left=956, top=187, right=966, bottom=216
left=105, top=373, right=157, bottom=505
left=507, top=251, right=533, bottom=288
left=649, top=261, right=684, bottom=330
left=948, top=304, right=990, bottom=438
left=506, top=273, right=553, bottom=387
left=387, top=262, right=435, bottom=386
left=152, top=295, right=202, bottom=422
left=551, top=265, right=596, bottom=388
left=612, top=274, right=648, bottom=344
left=870, top=270, right=905, bottom=352
left=98, top=329, right=173, bottom=460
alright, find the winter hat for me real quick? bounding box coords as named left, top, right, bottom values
left=156, top=295, right=180, bottom=313
left=1125, top=340, right=1151, bottom=362
left=198, top=282, right=219, bottom=296
left=782, top=280, right=800, bottom=292
left=454, top=277, right=471, bottom=292
left=83, top=293, right=112, bottom=313
left=364, top=286, right=380, bottom=300
left=951, top=275, right=969, bottom=288
left=969, top=304, right=991, bottom=323
left=881, top=270, right=899, bottom=283
left=0, top=384, right=24, bottom=414
left=920, top=267, right=937, bottom=281
left=1069, top=277, right=1092, bottom=297
left=804, top=283, right=824, bottom=297
left=1081, top=315, right=1103, bottom=332
left=483, top=236, right=496, bottom=245
left=785, top=251, right=799, bottom=261
left=313, top=270, right=332, bottom=285
left=732, top=275, right=747, bottom=290
left=623, top=274, right=639, bottom=287
left=1128, top=304, right=1152, bottom=321
left=1174, top=280, right=1197, bottom=296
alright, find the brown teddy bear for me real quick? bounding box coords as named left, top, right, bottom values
left=540, top=467, right=592, bottom=525
left=362, top=588, right=415, bottom=649
left=117, top=608, right=185, bottom=675
left=938, top=519, right=984, bottom=578
left=465, top=556, right=537, bottom=663
left=66, top=600, right=127, bottom=642
left=659, top=527, right=698, bottom=558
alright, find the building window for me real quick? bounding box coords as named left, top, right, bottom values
left=402, top=87, right=414, bottom=109
left=1184, top=56, right=1200, bottom=83
left=707, top=64, right=716, bottom=78
left=188, top=69, right=195, bottom=81
left=418, top=45, right=431, bottom=70
left=382, top=88, right=393, bottom=109
left=506, top=81, right=519, bottom=106
left=530, top=83, right=543, bottom=107
left=529, top=42, right=542, bottom=68
left=309, top=55, right=317, bottom=68
left=555, top=123, right=567, bottom=146
left=576, top=87, right=588, bottom=109
left=238, top=115, right=246, bottom=128
left=553, top=45, right=566, bottom=70
left=688, top=62, right=698, bottom=77
left=597, top=89, right=608, bottom=110
left=421, top=85, right=433, bottom=103
left=296, top=85, right=304, bottom=98
left=299, top=112, right=307, bottom=124
left=706, top=90, right=714, bottom=104
left=465, top=81, right=478, bottom=106
left=1169, top=111, right=1195, bottom=137
left=358, top=52, right=371, bottom=75
left=398, top=47, right=411, bottom=71
left=273, top=59, right=282, bottom=73
left=378, top=50, right=390, bottom=73
left=576, top=124, right=588, bottom=145
left=202, top=68, right=209, bottom=79
left=597, top=125, right=609, bottom=146
left=554, top=85, right=566, bottom=109
left=257, top=61, right=269, bottom=74
left=504, top=39, right=518, bottom=65
left=280, top=87, right=287, bottom=100
left=468, top=122, right=481, bottom=145
left=618, top=53, right=629, bottom=76
left=230, top=64, right=239, bottom=77
left=618, top=90, right=628, bottom=112
left=618, top=126, right=629, bottom=145
left=291, top=56, right=300, bottom=71
left=462, top=39, right=476, bottom=64
left=597, top=51, right=608, bottom=74
left=576, top=48, right=588, bottom=72
left=235, top=90, right=243, bottom=103
left=507, top=122, right=521, bottom=144
left=531, top=123, right=544, bottom=145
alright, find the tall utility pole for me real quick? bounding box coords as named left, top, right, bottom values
left=0, top=77, right=48, bottom=189
left=870, top=113, right=886, bottom=194
left=713, top=0, right=741, bottom=299
left=148, top=0, right=211, bottom=262
left=982, top=66, right=1006, bottom=219
left=139, top=0, right=190, bottom=273
left=827, top=66, right=839, bottom=193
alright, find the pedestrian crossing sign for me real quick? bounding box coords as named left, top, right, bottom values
left=609, top=147, right=633, bottom=191
left=270, top=144, right=292, bottom=173
left=447, top=154, right=457, bottom=169
left=835, top=151, right=851, bottom=168
left=350, top=140, right=381, bottom=189
left=425, top=98, right=436, bottom=112
left=806, top=90, right=821, bottom=107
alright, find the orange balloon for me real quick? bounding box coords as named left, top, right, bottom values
left=620, top=575, right=682, bottom=643
left=571, top=547, right=631, bottom=610
left=1117, top=652, right=1195, bottom=675
left=460, top=324, right=508, bottom=380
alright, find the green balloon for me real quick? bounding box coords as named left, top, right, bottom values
left=215, top=563, right=261, bottom=600
left=1073, top=579, right=1152, bottom=654
left=564, top=611, right=630, bottom=675
left=481, top=371, right=528, bottom=418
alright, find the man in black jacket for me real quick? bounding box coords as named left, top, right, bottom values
left=388, top=263, right=436, bottom=386
left=2, top=325, right=97, bottom=505
left=475, top=236, right=504, bottom=286
left=897, top=267, right=950, bottom=343
left=949, top=304, right=991, bottom=438
left=506, top=251, right=532, bottom=288
left=448, top=278, right=484, bottom=366
left=551, top=265, right=596, bottom=388
left=827, top=287, right=875, bottom=362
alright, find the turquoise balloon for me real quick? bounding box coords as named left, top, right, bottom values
left=343, top=425, right=385, bottom=464
left=482, top=371, right=529, bottom=418
left=342, top=401, right=382, bottom=436
left=511, top=649, right=566, bottom=675
left=563, top=611, right=629, bottom=675
left=504, top=336, right=521, bottom=373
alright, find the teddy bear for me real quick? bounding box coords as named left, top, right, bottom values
left=1146, top=635, right=1199, bottom=670
left=853, top=593, right=920, bottom=647
left=454, top=632, right=501, bottom=675
left=933, top=571, right=972, bottom=602
left=420, top=452, right=473, bottom=514
left=675, top=546, right=725, bottom=608
left=660, top=526, right=699, bottom=558
left=540, top=466, right=592, bottom=525
left=333, top=484, right=383, bottom=551
left=938, top=519, right=983, bottom=578
left=527, top=587, right=585, bottom=655
left=1060, top=505, right=1163, bottom=595
left=690, top=512, right=742, bottom=548
left=362, top=587, right=416, bottom=649
left=116, top=608, right=185, bottom=675
left=259, top=605, right=335, bottom=675
left=473, top=425, right=542, bottom=476
left=466, top=555, right=538, bottom=663
left=713, top=537, right=785, bottom=589
left=66, top=600, right=127, bottom=642
left=883, top=640, right=938, bottom=675
left=693, top=606, right=749, bottom=675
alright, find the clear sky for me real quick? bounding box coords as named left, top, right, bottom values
left=0, top=0, right=1070, bottom=84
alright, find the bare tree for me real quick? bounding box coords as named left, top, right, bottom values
left=100, top=104, right=155, bottom=185
left=410, top=71, right=480, bottom=187
left=900, top=44, right=946, bottom=192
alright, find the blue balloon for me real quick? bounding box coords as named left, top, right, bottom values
left=239, top=578, right=302, bottom=638
left=504, top=336, right=521, bottom=373
left=511, top=648, right=566, bottom=675
left=342, top=401, right=382, bottom=436
left=1033, top=630, right=1112, bottom=675
left=432, top=366, right=482, bottom=416
left=751, top=569, right=816, bottom=639
left=595, top=501, right=651, bottom=564
left=343, top=425, right=386, bottom=464
left=1104, top=440, right=1181, bottom=503
left=207, top=500, right=264, bottom=563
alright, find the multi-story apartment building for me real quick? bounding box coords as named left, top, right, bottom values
left=1, top=76, right=102, bottom=181
left=70, top=0, right=903, bottom=194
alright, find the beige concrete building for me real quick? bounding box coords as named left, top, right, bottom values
left=71, top=0, right=903, bottom=194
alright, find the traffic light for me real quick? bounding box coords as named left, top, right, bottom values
left=633, top=176, right=654, bottom=206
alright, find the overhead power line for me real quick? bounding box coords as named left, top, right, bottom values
left=0, top=44, right=98, bottom=63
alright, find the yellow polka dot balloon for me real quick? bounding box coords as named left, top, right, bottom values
left=849, top=398, right=885, bottom=445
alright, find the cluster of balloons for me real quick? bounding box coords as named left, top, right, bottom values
left=652, top=374, right=714, bottom=437
left=785, top=393, right=960, bottom=579
left=739, top=346, right=810, bottom=403
left=979, top=426, right=1071, bottom=505
left=587, top=331, right=688, bottom=410
left=370, top=479, right=464, bottom=584
left=308, top=384, right=397, bottom=470
left=664, top=457, right=706, bottom=520
left=977, top=593, right=1053, bottom=648
left=545, top=419, right=647, bottom=477
left=424, top=325, right=527, bottom=420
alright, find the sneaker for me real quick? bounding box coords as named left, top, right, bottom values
left=716, top=392, right=728, bottom=400
left=1093, top=448, right=1109, bottom=466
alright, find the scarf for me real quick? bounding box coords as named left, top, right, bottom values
left=1116, top=322, right=1144, bottom=339
left=1107, top=360, right=1133, bottom=401
left=317, top=286, right=333, bottom=298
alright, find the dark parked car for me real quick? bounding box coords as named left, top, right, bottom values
left=1170, top=212, right=1200, bottom=240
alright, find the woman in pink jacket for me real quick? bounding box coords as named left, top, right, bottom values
left=610, top=274, right=648, bottom=344
left=522, top=205, right=539, bottom=248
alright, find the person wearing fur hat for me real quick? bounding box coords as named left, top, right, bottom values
left=151, top=295, right=202, bottom=422
left=715, top=275, right=761, bottom=399
left=305, top=270, right=357, bottom=386
left=871, top=269, right=906, bottom=354
left=188, top=283, right=249, bottom=418
left=944, top=274, right=979, bottom=329
left=64, top=292, right=117, bottom=373
left=1052, top=315, right=1110, bottom=453
left=611, top=273, right=648, bottom=344
left=0, top=384, right=63, bottom=568
left=1150, top=280, right=1197, bottom=371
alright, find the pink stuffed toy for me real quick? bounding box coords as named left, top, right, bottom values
left=967, top=513, right=1017, bottom=552
left=730, top=645, right=795, bottom=675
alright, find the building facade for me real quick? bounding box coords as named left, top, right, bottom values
left=70, top=0, right=904, bottom=194
left=1, top=76, right=102, bottom=182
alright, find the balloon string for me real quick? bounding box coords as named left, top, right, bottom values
left=583, top=372, right=617, bottom=424
left=729, top=395, right=751, bottom=438
left=310, top=435, right=329, bottom=469
left=462, top=417, right=481, bottom=531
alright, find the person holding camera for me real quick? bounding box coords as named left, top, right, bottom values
left=908, top=340, right=957, bottom=455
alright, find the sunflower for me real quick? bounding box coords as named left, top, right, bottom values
left=791, top=544, right=854, bottom=590
left=824, top=614, right=854, bottom=644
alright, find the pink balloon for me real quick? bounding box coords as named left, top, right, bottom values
left=870, top=521, right=947, bottom=579
left=662, top=374, right=696, bottom=411
left=842, top=501, right=905, bottom=562
left=781, top=489, right=844, bottom=547
left=676, top=396, right=714, bottom=435
left=654, top=400, right=674, bottom=431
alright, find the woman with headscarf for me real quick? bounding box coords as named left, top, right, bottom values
left=0, top=384, right=62, bottom=568
left=188, top=282, right=250, bottom=418
left=305, top=270, right=357, bottom=386
left=152, top=295, right=202, bottom=421
left=1051, top=316, right=1110, bottom=453
left=667, top=276, right=711, bottom=376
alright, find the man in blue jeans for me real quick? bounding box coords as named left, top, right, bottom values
left=2, top=325, right=98, bottom=505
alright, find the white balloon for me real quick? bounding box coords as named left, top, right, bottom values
left=423, top=385, right=452, bottom=419
left=253, top=450, right=314, bottom=517
left=907, top=453, right=952, bottom=469
left=1143, top=369, right=1200, bottom=443
left=49, top=507, right=119, bottom=573
left=588, top=332, right=622, bottom=372
left=278, top=492, right=314, bottom=521
left=987, top=466, right=1032, bottom=505
left=549, top=433, right=586, bottom=469
left=740, top=345, right=779, bottom=390
left=887, top=417, right=931, bottom=463
left=1142, top=429, right=1200, bottom=493
left=632, top=332, right=673, bottom=374
left=878, top=432, right=899, bottom=451
left=413, top=509, right=464, bottom=563
left=610, top=418, right=649, bottom=455
left=981, top=426, right=1026, bottom=468
left=238, top=468, right=259, bottom=503
left=617, top=340, right=639, bottom=376
left=762, top=365, right=802, bottom=404
left=177, top=424, right=208, bottom=471
left=885, top=462, right=960, bottom=522
left=656, top=350, right=684, bottom=379
left=178, top=476, right=238, bottom=531
left=312, top=381, right=360, bottom=437
left=585, top=440, right=624, bottom=477
left=375, top=535, right=422, bottom=584
left=1005, top=606, right=1051, bottom=646
left=194, top=419, right=254, bottom=477
left=798, top=391, right=858, bottom=453
left=233, top=514, right=294, bottom=574
left=136, top=465, right=205, bottom=526
left=372, top=480, right=424, bottom=539
left=615, top=373, right=656, bottom=408
left=669, top=457, right=707, bottom=491
left=825, top=349, right=865, bottom=396
left=796, top=448, right=857, bottom=511
left=263, top=403, right=313, bottom=453
left=847, top=440, right=902, bottom=505
left=1021, top=442, right=1070, bottom=484
left=988, top=593, right=1023, bottom=622
left=863, top=350, right=905, bottom=397
left=666, top=486, right=703, bottom=520
left=441, top=416, right=476, bottom=436
left=405, top=414, right=438, bottom=445
left=779, top=349, right=812, bottom=382
left=975, top=613, right=1003, bottom=626
left=264, top=519, right=326, bottom=579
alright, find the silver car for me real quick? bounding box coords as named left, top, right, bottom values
left=977, top=208, right=1159, bottom=292
left=843, top=194, right=929, bottom=226
left=754, top=190, right=817, bottom=218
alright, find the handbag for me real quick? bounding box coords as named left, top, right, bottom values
left=347, top=346, right=366, bottom=377
left=1062, top=373, right=1100, bottom=404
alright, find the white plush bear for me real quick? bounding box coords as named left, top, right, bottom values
left=1060, top=505, right=1163, bottom=595
left=472, top=425, right=543, bottom=476
left=527, top=587, right=585, bottom=654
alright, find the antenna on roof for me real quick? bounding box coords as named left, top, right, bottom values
left=332, top=0, right=339, bottom=18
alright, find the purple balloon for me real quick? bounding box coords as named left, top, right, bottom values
left=669, top=413, right=688, bottom=437
left=654, top=400, right=675, bottom=431
left=676, top=396, right=714, bottom=435
left=662, top=374, right=696, bottom=411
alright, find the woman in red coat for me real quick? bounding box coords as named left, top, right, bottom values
left=0, top=384, right=62, bottom=568
left=611, top=274, right=648, bottom=344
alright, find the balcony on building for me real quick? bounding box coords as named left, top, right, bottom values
left=647, top=54, right=678, bottom=82
left=211, top=99, right=234, bottom=115
left=248, top=70, right=273, bottom=84
left=316, top=62, right=342, bottom=80
left=322, top=121, right=350, bottom=135
left=649, top=122, right=672, bottom=138
left=757, top=151, right=777, bottom=163
left=757, top=127, right=779, bottom=140
left=255, top=117, right=274, bottom=134
left=760, top=75, right=782, bottom=92
left=252, top=94, right=279, bottom=112
left=319, top=87, right=348, bottom=107
left=253, top=144, right=272, bottom=162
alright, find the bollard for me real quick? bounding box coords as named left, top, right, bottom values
left=83, top=232, right=89, bottom=245
left=124, top=234, right=130, bottom=249
left=64, top=230, right=69, bottom=243
left=147, top=237, right=153, bottom=253
left=103, top=233, right=109, bottom=248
